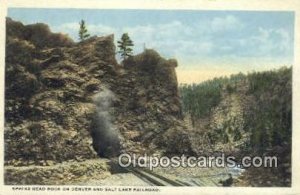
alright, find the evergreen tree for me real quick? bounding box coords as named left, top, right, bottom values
left=117, top=33, right=134, bottom=60
left=78, top=20, right=90, bottom=41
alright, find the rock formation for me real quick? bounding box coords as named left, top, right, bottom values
left=5, top=18, right=194, bottom=167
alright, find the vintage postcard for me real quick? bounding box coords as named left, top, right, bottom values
left=0, top=0, right=300, bottom=194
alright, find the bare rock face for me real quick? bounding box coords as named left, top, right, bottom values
left=5, top=18, right=194, bottom=165
left=115, top=50, right=194, bottom=155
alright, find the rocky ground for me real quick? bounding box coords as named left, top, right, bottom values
left=234, top=166, right=291, bottom=187
left=5, top=159, right=110, bottom=185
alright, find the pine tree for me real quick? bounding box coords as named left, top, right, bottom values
left=117, top=33, right=134, bottom=60
left=78, top=20, right=90, bottom=41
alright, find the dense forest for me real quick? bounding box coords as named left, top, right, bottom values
left=179, top=67, right=292, bottom=153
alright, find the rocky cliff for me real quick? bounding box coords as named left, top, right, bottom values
left=5, top=18, right=193, bottom=166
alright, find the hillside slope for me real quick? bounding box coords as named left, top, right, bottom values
left=180, top=68, right=292, bottom=186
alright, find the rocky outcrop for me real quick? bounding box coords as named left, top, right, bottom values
left=6, top=17, right=74, bottom=49
left=5, top=33, right=114, bottom=164
left=5, top=18, right=193, bottom=167
left=113, top=50, right=193, bottom=155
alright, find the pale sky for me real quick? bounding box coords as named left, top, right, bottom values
left=8, top=9, right=294, bottom=84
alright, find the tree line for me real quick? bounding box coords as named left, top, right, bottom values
left=78, top=19, right=134, bottom=60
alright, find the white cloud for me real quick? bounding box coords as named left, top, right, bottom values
left=120, top=20, right=211, bottom=58
left=219, top=45, right=233, bottom=51
left=211, top=15, right=243, bottom=32
left=255, top=27, right=272, bottom=42
left=249, top=27, right=292, bottom=56
left=275, top=28, right=292, bottom=51
left=89, top=24, right=116, bottom=35
left=52, top=22, right=117, bottom=40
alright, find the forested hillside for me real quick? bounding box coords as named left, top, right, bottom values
left=179, top=67, right=292, bottom=186
left=180, top=67, right=291, bottom=152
